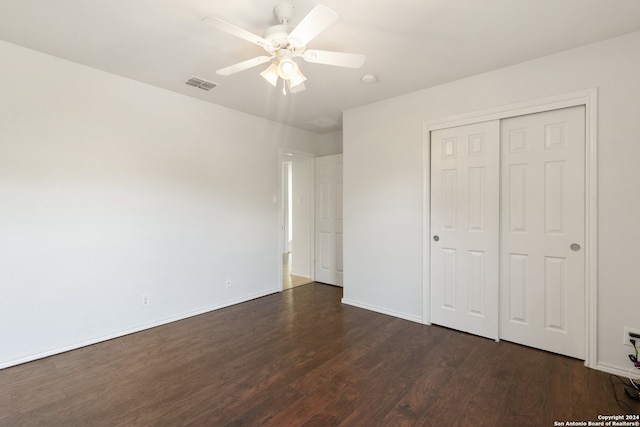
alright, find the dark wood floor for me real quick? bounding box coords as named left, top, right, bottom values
left=1, top=283, right=638, bottom=426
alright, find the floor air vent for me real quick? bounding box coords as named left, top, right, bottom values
left=185, top=76, right=217, bottom=91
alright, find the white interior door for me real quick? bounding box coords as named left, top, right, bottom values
left=430, top=121, right=500, bottom=340
left=500, top=106, right=585, bottom=359
left=315, top=154, right=343, bottom=286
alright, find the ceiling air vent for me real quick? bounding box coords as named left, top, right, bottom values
left=185, top=76, right=217, bottom=91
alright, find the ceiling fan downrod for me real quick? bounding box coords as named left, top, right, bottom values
left=273, top=3, right=295, bottom=25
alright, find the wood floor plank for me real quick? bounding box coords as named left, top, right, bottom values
left=263, top=374, right=349, bottom=426
left=207, top=385, right=303, bottom=427
left=1, top=283, right=638, bottom=426
left=499, top=344, right=554, bottom=425
left=380, top=329, right=491, bottom=426
left=456, top=341, right=515, bottom=427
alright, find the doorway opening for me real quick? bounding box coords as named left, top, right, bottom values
left=280, top=150, right=315, bottom=290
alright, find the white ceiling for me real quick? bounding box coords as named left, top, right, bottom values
left=1, top=1, right=640, bottom=133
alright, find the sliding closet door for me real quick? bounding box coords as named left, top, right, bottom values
left=430, top=121, right=500, bottom=340
left=500, top=106, right=585, bottom=359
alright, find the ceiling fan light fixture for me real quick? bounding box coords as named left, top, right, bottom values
left=288, top=68, right=307, bottom=88
left=277, top=57, right=299, bottom=80
left=260, top=63, right=279, bottom=86
left=288, top=80, right=306, bottom=93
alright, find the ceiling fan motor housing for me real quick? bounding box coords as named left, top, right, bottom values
left=262, top=24, right=291, bottom=50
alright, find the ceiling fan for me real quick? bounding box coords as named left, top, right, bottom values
left=204, top=3, right=366, bottom=93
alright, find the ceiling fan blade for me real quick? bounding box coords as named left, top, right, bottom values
left=288, top=5, right=337, bottom=46
left=203, top=17, right=273, bottom=49
left=303, top=50, right=366, bottom=68
left=217, top=56, right=273, bottom=76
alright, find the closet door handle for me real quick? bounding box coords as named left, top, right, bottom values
left=433, top=235, right=440, bottom=242
left=570, top=243, right=581, bottom=252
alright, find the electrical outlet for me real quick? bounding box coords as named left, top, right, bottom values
left=624, top=327, right=640, bottom=346
left=141, top=293, right=150, bottom=308
left=225, top=278, right=232, bottom=288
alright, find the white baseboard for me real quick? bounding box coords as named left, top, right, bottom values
left=342, top=299, right=640, bottom=379
left=596, top=361, right=640, bottom=379
left=0, top=288, right=280, bottom=371
left=341, top=298, right=423, bottom=324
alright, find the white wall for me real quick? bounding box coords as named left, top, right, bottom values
left=315, top=130, right=343, bottom=157
left=343, top=31, right=640, bottom=373
left=0, top=40, right=336, bottom=369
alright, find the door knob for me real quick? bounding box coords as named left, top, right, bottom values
left=570, top=243, right=581, bottom=252
left=433, top=235, right=440, bottom=242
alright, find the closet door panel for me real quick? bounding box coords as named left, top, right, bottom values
left=500, top=106, right=585, bottom=359
left=430, top=121, right=500, bottom=340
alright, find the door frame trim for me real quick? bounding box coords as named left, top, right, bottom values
left=421, top=88, right=598, bottom=368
